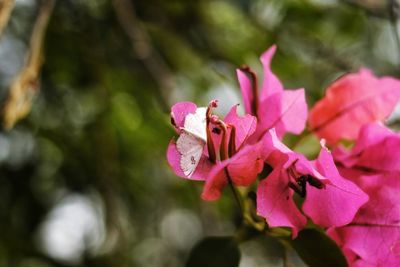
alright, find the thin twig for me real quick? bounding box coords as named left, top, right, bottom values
left=1, top=0, right=55, bottom=130
left=224, top=167, right=244, bottom=217
left=341, top=0, right=389, bottom=18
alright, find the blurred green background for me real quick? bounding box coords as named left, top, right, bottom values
left=0, top=0, right=399, bottom=266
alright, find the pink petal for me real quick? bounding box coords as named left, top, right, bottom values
left=260, top=129, right=326, bottom=183
left=201, top=162, right=227, bottom=201
left=352, top=260, right=376, bottom=267
left=259, top=128, right=295, bottom=162
left=236, top=69, right=254, bottom=115
left=235, top=45, right=307, bottom=139
left=170, top=102, right=197, bottom=129
left=337, top=123, right=400, bottom=173
left=333, top=123, right=392, bottom=165
left=257, top=166, right=307, bottom=238
left=259, top=45, right=284, bottom=100
left=329, top=226, right=400, bottom=267
left=349, top=123, right=394, bottom=154
left=327, top=175, right=400, bottom=266
left=303, top=148, right=369, bottom=228
left=258, top=89, right=307, bottom=138
left=228, top=145, right=264, bottom=186
left=336, top=166, right=368, bottom=186
left=279, top=89, right=308, bottom=136
left=201, top=144, right=263, bottom=201
left=309, top=69, right=400, bottom=144
left=352, top=175, right=400, bottom=227
left=166, top=140, right=212, bottom=181
left=327, top=228, right=359, bottom=266
left=224, top=105, right=257, bottom=148
left=356, top=137, right=400, bottom=173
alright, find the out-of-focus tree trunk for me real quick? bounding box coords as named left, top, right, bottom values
left=0, top=0, right=14, bottom=38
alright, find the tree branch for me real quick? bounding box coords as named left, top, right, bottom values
left=112, top=0, right=174, bottom=109
left=1, top=0, right=55, bottom=130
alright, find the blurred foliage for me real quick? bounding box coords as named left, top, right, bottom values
left=186, top=237, right=240, bottom=267
left=289, top=229, right=348, bottom=267
left=0, top=0, right=398, bottom=266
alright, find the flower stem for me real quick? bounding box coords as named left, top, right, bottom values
left=224, top=168, right=244, bottom=217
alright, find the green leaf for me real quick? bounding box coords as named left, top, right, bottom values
left=186, top=236, right=241, bottom=267
left=290, top=229, right=348, bottom=267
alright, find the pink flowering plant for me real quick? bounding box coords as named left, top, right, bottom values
left=167, top=46, right=400, bottom=267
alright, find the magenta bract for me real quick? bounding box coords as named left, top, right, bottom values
left=237, top=45, right=308, bottom=140
left=256, top=129, right=368, bottom=237
left=309, top=69, right=400, bottom=144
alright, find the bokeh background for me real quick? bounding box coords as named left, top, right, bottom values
left=0, top=0, right=399, bottom=266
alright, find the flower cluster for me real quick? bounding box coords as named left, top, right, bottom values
left=167, top=45, right=400, bottom=266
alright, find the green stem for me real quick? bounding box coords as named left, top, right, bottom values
left=224, top=168, right=244, bottom=217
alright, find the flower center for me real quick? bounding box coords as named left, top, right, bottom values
left=287, top=161, right=324, bottom=198
left=213, top=119, right=236, bottom=161
left=205, top=100, right=237, bottom=162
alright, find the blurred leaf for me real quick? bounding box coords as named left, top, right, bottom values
left=290, top=229, right=348, bottom=267
left=239, top=234, right=286, bottom=267
left=186, top=236, right=240, bottom=267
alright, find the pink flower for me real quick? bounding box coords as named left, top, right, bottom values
left=328, top=123, right=400, bottom=266
left=327, top=174, right=400, bottom=267
left=303, top=145, right=368, bottom=228
left=237, top=45, right=308, bottom=139
left=168, top=46, right=309, bottom=201
left=167, top=100, right=262, bottom=199
left=309, top=69, right=400, bottom=145
left=167, top=101, right=213, bottom=180
left=334, top=123, right=400, bottom=173
left=201, top=142, right=264, bottom=201
left=200, top=105, right=263, bottom=201
left=256, top=129, right=368, bottom=238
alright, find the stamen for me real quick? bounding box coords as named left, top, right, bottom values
left=206, top=100, right=218, bottom=163
left=210, top=115, right=219, bottom=124
left=228, top=124, right=236, bottom=157
left=289, top=181, right=305, bottom=198
left=307, top=175, right=325, bottom=189
left=216, top=121, right=229, bottom=161
left=287, top=160, right=324, bottom=198
left=287, top=160, right=307, bottom=198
